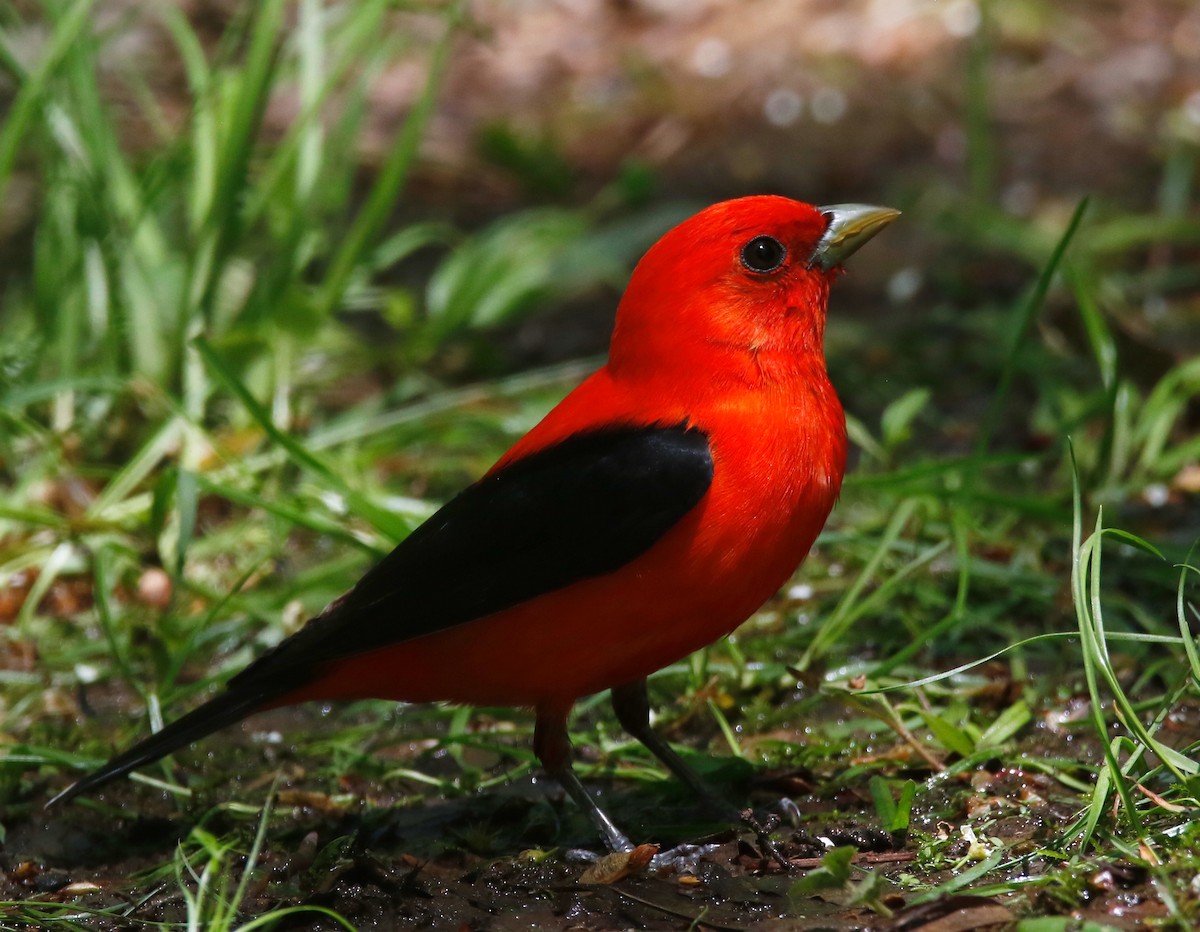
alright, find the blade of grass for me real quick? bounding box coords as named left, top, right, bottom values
left=315, top=0, right=465, bottom=317
left=909, top=848, right=1005, bottom=904
left=860, top=631, right=1185, bottom=696
left=1068, top=449, right=1143, bottom=847
left=193, top=336, right=411, bottom=541
left=1089, top=542, right=1197, bottom=779
left=870, top=504, right=971, bottom=678
left=92, top=545, right=138, bottom=687
left=1177, top=554, right=1200, bottom=685
left=0, top=0, right=95, bottom=203
left=86, top=417, right=184, bottom=520
left=1132, top=356, right=1200, bottom=477
left=800, top=500, right=953, bottom=669
left=964, top=0, right=994, bottom=204
left=193, top=0, right=286, bottom=323
left=975, top=197, right=1089, bottom=455
left=16, top=541, right=77, bottom=636
left=708, top=698, right=746, bottom=759
left=195, top=474, right=380, bottom=553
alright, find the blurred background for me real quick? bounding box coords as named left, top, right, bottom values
left=3, top=0, right=1198, bottom=471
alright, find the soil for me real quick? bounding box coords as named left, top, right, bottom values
left=4, top=695, right=1179, bottom=929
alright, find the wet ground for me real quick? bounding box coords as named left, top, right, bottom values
left=4, top=696, right=1186, bottom=930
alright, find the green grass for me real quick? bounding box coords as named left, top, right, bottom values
left=2, top=0, right=1200, bottom=928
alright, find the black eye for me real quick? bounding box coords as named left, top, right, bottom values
left=740, top=235, right=787, bottom=273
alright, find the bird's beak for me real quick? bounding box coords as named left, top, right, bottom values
left=808, top=204, right=901, bottom=270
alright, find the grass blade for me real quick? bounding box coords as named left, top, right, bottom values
left=975, top=197, right=1090, bottom=455
left=315, top=0, right=465, bottom=317
left=193, top=336, right=412, bottom=541
left=0, top=0, right=95, bottom=202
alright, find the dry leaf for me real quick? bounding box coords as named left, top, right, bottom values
left=578, top=844, right=657, bottom=884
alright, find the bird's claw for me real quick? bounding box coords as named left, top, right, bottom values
left=740, top=808, right=795, bottom=872
left=773, top=795, right=803, bottom=827
left=564, top=840, right=721, bottom=875
left=648, top=841, right=722, bottom=873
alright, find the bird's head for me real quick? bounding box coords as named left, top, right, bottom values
left=609, top=196, right=898, bottom=385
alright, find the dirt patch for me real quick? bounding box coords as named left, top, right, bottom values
left=4, top=699, right=1176, bottom=930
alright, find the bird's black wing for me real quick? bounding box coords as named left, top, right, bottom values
left=49, top=423, right=712, bottom=806
left=253, top=422, right=713, bottom=675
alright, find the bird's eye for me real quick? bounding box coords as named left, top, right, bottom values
left=740, top=235, right=787, bottom=274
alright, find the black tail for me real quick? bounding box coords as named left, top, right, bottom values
left=46, top=688, right=267, bottom=808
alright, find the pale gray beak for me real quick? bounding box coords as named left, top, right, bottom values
left=808, top=204, right=901, bottom=270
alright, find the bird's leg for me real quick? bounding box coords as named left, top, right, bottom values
left=610, top=679, right=795, bottom=871
left=609, top=678, right=733, bottom=817
left=609, top=678, right=743, bottom=872
left=534, top=704, right=633, bottom=853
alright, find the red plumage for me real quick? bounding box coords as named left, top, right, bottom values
left=51, top=195, right=897, bottom=848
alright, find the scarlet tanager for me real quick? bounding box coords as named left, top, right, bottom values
left=50, top=196, right=898, bottom=848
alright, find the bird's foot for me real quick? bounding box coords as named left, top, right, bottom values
left=648, top=840, right=723, bottom=873
left=563, top=839, right=723, bottom=877
left=773, top=794, right=803, bottom=827
left=739, top=808, right=795, bottom=873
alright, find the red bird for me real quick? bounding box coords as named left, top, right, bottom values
left=50, top=196, right=897, bottom=848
